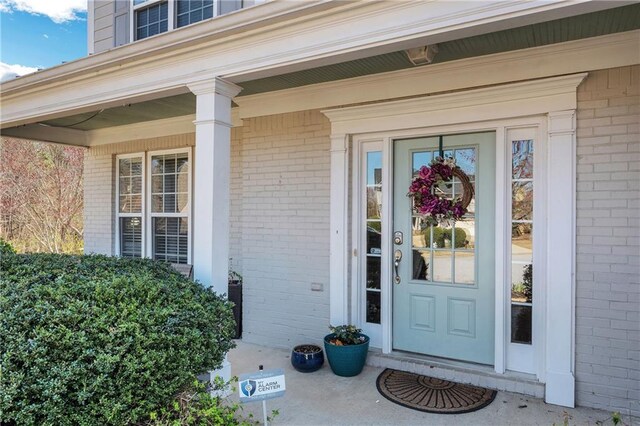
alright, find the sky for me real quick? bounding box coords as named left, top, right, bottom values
left=0, top=0, right=87, bottom=82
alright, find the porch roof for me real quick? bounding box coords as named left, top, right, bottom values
left=0, top=1, right=637, bottom=143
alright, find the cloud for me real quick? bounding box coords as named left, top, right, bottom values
left=0, top=62, right=39, bottom=82
left=0, top=0, right=87, bottom=23
left=43, top=33, right=48, bottom=38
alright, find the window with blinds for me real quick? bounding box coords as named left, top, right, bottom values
left=116, top=149, right=191, bottom=264
left=117, top=156, right=143, bottom=258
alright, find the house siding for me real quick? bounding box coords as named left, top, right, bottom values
left=575, top=65, right=640, bottom=417
left=93, top=1, right=115, bottom=54
left=239, top=110, right=332, bottom=348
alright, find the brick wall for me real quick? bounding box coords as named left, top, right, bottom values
left=239, top=110, right=332, bottom=348
left=83, top=150, right=114, bottom=255
left=575, top=65, right=640, bottom=416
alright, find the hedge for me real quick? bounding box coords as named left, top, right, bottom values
left=0, top=253, right=236, bottom=425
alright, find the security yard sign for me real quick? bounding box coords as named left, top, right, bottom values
left=238, top=368, right=286, bottom=403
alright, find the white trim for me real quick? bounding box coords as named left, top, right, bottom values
left=329, top=133, right=350, bottom=325
left=322, top=73, right=587, bottom=135
left=323, top=73, right=586, bottom=408
left=494, top=125, right=508, bottom=375
left=544, top=110, right=578, bottom=407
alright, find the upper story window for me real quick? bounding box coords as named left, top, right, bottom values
left=135, top=1, right=168, bottom=40
left=133, top=0, right=244, bottom=41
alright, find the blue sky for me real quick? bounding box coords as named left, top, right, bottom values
left=0, top=0, right=87, bottom=81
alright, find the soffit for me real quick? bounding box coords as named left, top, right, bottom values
left=238, top=4, right=640, bottom=96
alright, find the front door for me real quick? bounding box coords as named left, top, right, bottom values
left=392, top=132, right=495, bottom=364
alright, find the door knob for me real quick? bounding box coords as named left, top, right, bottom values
left=394, top=249, right=402, bottom=284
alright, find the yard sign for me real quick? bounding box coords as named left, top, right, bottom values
left=238, top=368, right=286, bottom=403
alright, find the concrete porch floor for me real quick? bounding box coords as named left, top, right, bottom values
left=227, top=340, right=631, bottom=426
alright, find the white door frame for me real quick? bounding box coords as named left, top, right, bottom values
left=323, top=73, right=587, bottom=408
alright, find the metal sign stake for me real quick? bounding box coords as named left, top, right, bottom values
left=259, top=365, right=268, bottom=426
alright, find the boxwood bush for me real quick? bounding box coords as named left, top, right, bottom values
left=0, top=253, right=236, bottom=425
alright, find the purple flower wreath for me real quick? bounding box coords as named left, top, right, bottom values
left=408, top=157, right=473, bottom=227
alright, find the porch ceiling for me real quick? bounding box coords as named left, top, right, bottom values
left=22, top=4, right=640, bottom=133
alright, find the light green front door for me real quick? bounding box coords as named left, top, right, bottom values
left=392, top=132, right=495, bottom=365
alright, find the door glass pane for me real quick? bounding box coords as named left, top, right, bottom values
left=512, top=223, right=533, bottom=263
left=512, top=181, right=533, bottom=221
left=511, top=305, right=532, bottom=344
left=432, top=250, right=452, bottom=283
left=412, top=151, right=433, bottom=176
left=366, top=257, right=381, bottom=289
left=455, top=252, right=474, bottom=284
left=366, top=291, right=381, bottom=324
left=512, top=140, right=534, bottom=179
left=511, top=139, right=534, bottom=345
left=511, top=264, right=532, bottom=303
left=412, top=250, right=430, bottom=281
left=363, top=149, right=383, bottom=325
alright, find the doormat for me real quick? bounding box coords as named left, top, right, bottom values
left=376, top=369, right=496, bottom=414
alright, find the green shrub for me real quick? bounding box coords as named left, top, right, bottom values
left=423, top=227, right=467, bottom=248
left=0, top=238, right=16, bottom=256
left=0, top=254, right=236, bottom=425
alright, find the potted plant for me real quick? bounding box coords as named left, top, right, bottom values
left=290, top=344, right=324, bottom=373
left=323, top=325, right=370, bottom=377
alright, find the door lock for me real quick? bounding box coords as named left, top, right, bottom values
left=394, top=249, right=403, bottom=284
left=394, top=231, right=403, bottom=245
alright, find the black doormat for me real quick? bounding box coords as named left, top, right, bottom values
left=376, top=369, right=496, bottom=414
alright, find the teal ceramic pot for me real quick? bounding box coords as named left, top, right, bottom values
left=323, top=333, right=370, bottom=377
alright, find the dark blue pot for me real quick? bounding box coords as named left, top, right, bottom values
left=291, top=344, right=324, bottom=373
left=324, top=333, right=370, bottom=377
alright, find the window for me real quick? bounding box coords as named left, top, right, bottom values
left=116, top=149, right=192, bottom=264
left=510, top=139, right=534, bottom=344
left=132, top=0, right=244, bottom=41
left=176, top=0, right=214, bottom=28
left=134, top=1, right=168, bottom=41
left=117, top=156, right=144, bottom=258
left=364, top=151, right=382, bottom=324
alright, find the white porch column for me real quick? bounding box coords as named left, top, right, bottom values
left=545, top=110, right=577, bottom=407
left=329, top=133, right=349, bottom=325
left=188, top=77, right=242, bottom=294
left=188, top=77, right=242, bottom=390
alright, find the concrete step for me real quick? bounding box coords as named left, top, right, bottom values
left=367, top=349, right=545, bottom=398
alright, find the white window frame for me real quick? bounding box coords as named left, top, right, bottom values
left=116, top=148, right=192, bottom=265
left=116, top=152, right=146, bottom=258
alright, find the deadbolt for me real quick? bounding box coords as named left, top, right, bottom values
left=394, top=231, right=403, bottom=245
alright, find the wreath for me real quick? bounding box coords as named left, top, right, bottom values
left=408, top=157, right=474, bottom=227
